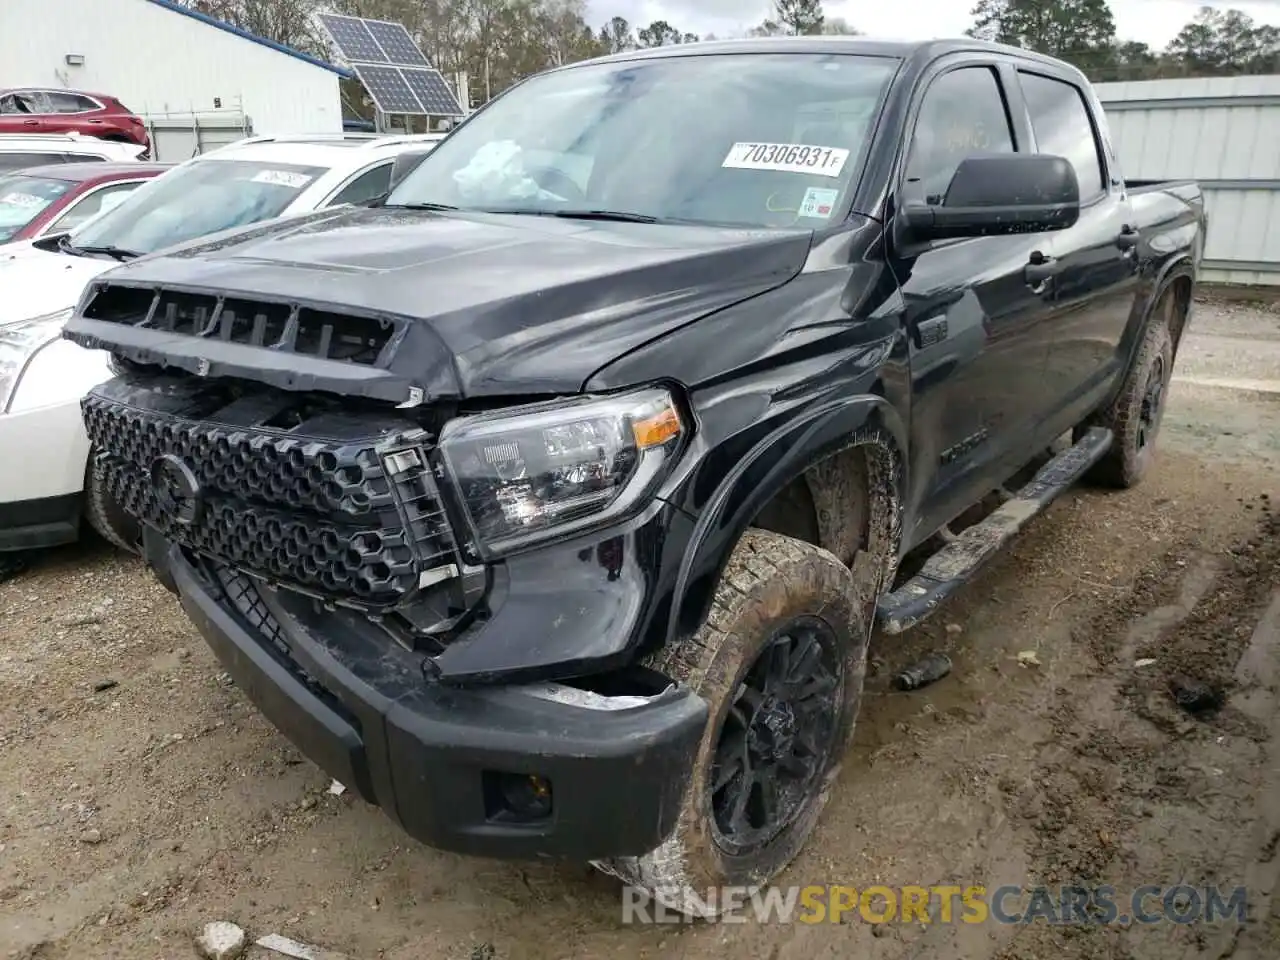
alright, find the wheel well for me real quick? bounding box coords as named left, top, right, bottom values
left=671, top=444, right=887, bottom=641
left=753, top=446, right=871, bottom=565
left=1167, top=274, right=1193, bottom=354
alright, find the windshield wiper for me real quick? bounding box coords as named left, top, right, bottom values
left=391, top=201, right=459, bottom=211
left=69, top=243, right=142, bottom=262
left=480, top=207, right=660, bottom=224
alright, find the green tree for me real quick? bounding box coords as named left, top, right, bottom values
left=1166, top=7, right=1280, bottom=75
left=967, top=0, right=1117, bottom=75
left=637, top=20, right=697, bottom=47
left=598, top=15, right=636, bottom=53
left=823, top=17, right=860, bottom=35
left=753, top=0, right=826, bottom=36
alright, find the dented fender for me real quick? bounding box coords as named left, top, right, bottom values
left=659, top=391, right=908, bottom=651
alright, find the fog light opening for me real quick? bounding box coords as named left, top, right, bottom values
left=483, top=770, right=553, bottom=824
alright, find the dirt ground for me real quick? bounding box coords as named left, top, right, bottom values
left=3, top=298, right=1280, bottom=960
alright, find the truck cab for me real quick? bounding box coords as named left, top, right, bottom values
left=62, top=37, right=1204, bottom=916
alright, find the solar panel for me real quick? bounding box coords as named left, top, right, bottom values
left=364, top=18, right=431, bottom=68
left=352, top=64, right=424, bottom=115
left=319, top=13, right=464, bottom=117
left=401, top=68, right=465, bottom=116
left=317, top=13, right=388, bottom=64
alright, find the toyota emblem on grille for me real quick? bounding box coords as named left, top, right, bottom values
left=151, top=453, right=204, bottom=527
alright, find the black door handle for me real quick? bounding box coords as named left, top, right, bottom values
left=1025, top=253, right=1056, bottom=288
left=1116, top=224, right=1139, bottom=251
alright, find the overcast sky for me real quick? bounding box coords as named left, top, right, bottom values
left=586, top=0, right=1280, bottom=50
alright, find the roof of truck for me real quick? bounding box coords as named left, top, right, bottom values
left=576, top=35, right=1073, bottom=71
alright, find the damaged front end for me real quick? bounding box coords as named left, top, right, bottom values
left=64, top=279, right=698, bottom=685
left=63, top=283, right=709, bottom=861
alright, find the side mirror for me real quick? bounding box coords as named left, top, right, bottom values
left=899, top=154, right=1080, bottom=243
left=388, top=149, right=433, bottom=194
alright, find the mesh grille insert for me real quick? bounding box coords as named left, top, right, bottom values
left=83, top=384, right=458, bottom=610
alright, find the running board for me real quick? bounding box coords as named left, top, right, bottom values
left=876, top=427, right=1113, bottom=635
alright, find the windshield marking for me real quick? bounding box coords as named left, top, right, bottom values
left=721, top=142, right=850, bottom=178
left=798, top=187, right=839, bottom=219
left=0, top=192, right=47, bottom=208
left=251, top=169, right=314, bottom=189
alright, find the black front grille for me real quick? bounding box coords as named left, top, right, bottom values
left=81, top=284, right=399, bottom=366
left=83, top=377, right=458, bottom=610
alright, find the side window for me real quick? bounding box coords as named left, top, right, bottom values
left=21, top=92, right=52, bottom=114
left=326, top=163, right=392, bottom=206
left=0, top=95, right=19, bottom=114
left=904, top=66, right=1015, bottom=205
left=0, top=152, right=66, bottom=172
left=1017, top=72, right=1105, bottom=200
left=48, top=182, right=140, bottom=232
left=45, top=91, right=91, bottom=113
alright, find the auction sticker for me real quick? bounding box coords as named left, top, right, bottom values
left=722, top=142, right=849, bottom=177
left=798, top=187, right=839, bottom=219
left=0, top=192, right=45, bottom=208
left=251, top=169, right=313, bottom=189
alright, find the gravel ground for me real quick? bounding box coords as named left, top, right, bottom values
left=2, top=298, right=1279, bottom=960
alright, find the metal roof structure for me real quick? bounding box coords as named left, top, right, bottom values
left=142, top=0, right=353, bottom=78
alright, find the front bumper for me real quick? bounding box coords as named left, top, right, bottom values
left=0, top=397, right=91, bottom=550
left=165, top=544, right=708, bottom=861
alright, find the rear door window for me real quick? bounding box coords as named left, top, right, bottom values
left=0, top=151, right=70, bottom=172
left=45, top=91, right=97, bottom=113
left=1017, top=72, right=1106, bottom=201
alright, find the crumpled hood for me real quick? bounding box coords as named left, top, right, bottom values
left=77, top=206, right=814, bottom=397
left=0, top=240, right=112, bottom=327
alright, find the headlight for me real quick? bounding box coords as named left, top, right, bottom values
left=438, top=387, right=685, bottom=558
left=0, top=309, right=72, bottom=414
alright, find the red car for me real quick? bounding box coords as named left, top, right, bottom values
left=0, top=161, right=169, bottom=245
left=0, top=88, right=150, bottom=154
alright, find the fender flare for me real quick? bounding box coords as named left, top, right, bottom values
left=1109, top=254, right=1197, bottom=403
left=1150, top=254, right=1197, bottom=352
left=663, top=393, right=908, bottom=649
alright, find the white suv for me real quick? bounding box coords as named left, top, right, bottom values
left=0, top=132, right=147, bottom=173
left=0, top=133, right=444, bottom=574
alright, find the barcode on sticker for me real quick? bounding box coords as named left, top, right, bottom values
left=722, top=142, right=850, bottom=178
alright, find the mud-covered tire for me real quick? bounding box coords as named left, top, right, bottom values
left=85, top=452, right=141, bottom=554
left=595, top=528, right=873, bottom=917
left=1078, top=298, right=1175, bottom=489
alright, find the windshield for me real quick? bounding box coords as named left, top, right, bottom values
left=387, top=52, right=898, bottom=229
left=0, top=174, right=72, bottom=241
left=71, top=158, right=325, bottom=255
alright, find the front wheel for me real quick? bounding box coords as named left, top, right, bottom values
left=1078, top=300, right=1175, bottom=489
left=85, top=451, right=142, bottom=554
left=596, top=528, right=872, bottom=916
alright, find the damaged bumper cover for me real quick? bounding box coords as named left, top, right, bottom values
left=163, top=544, right=707, bottom=860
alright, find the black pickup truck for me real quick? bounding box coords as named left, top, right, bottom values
left=64, top=37, right=1204, bottom=915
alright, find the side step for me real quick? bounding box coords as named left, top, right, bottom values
left=876, top=427, right=1113, bottom=635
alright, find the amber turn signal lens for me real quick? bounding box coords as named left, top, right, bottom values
left=631, top=405, right=681, bottom=449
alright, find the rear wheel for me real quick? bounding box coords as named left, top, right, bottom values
left=1077, top=294, right=1175, bottom=489
left=596, top=528, right=873, bottom=916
